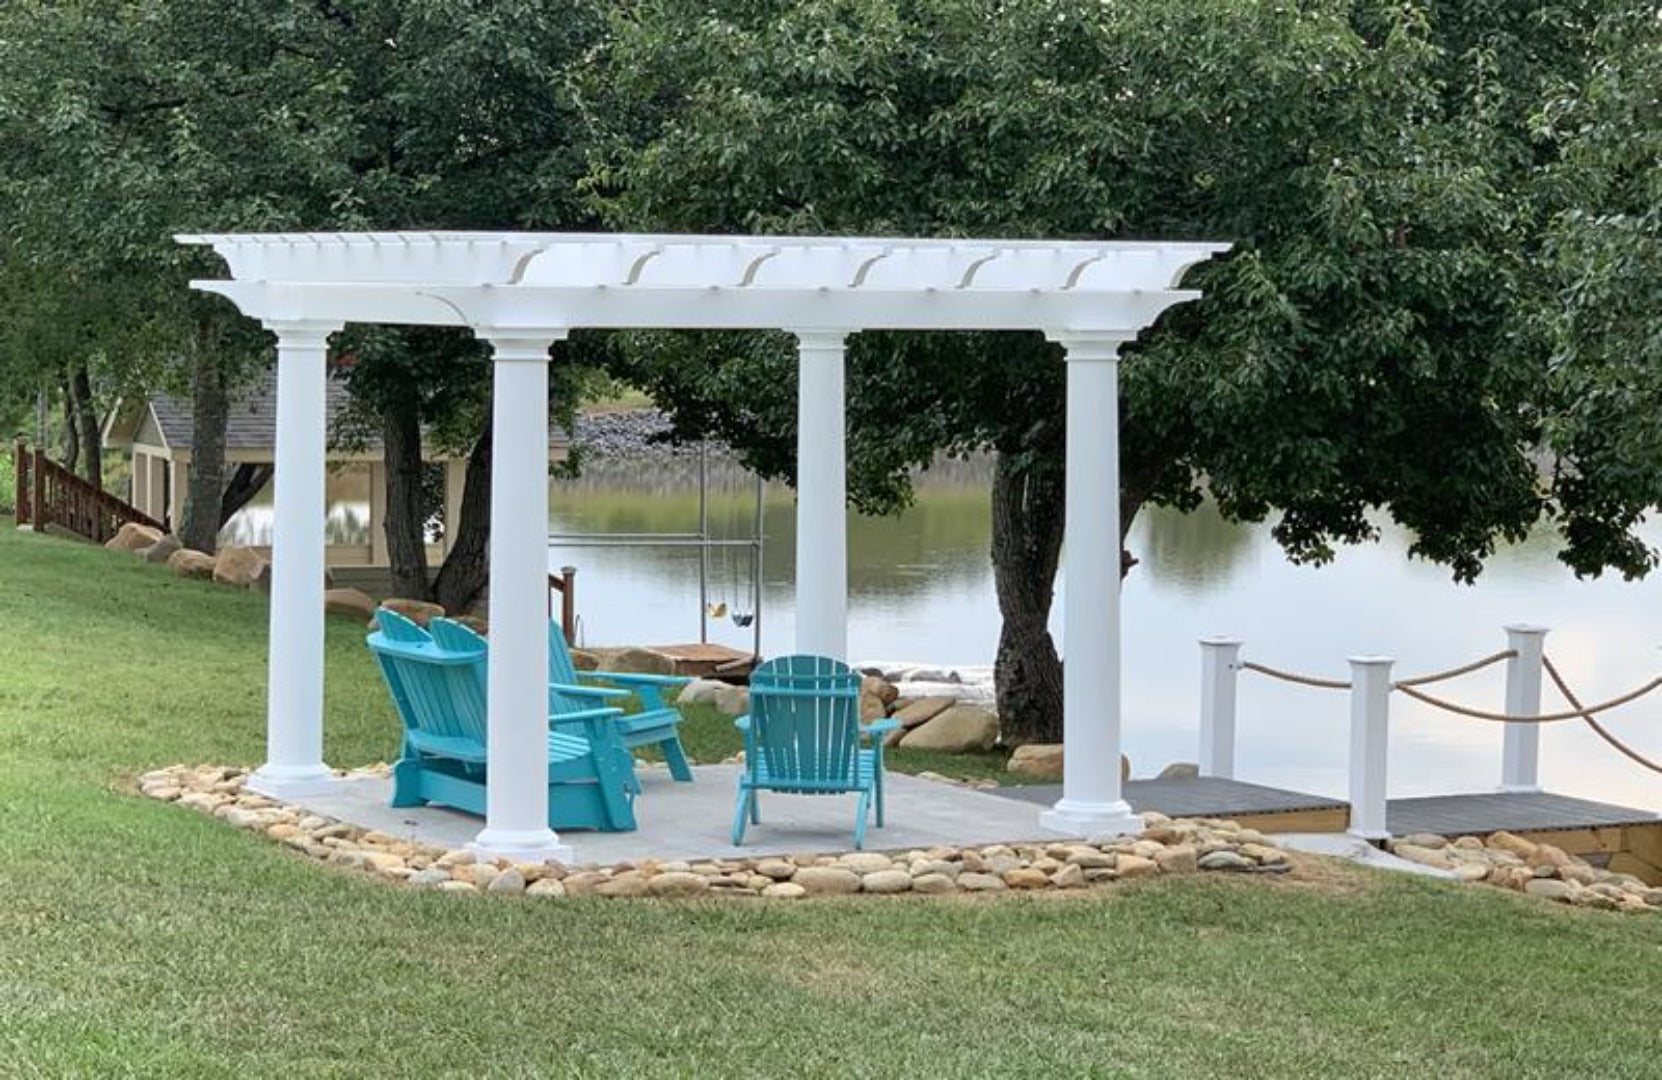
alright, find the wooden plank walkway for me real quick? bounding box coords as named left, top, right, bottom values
left=1387, top=792, right=1658, bottom=836
left=991, top=778, right=1658, bottom=837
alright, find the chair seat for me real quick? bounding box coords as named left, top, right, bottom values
left=409, top=728, right=591, bottom=767
left=745, top=748, right=876, bottom=793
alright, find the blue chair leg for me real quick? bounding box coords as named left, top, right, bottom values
left=390, top=758, right=426, bottom=808
left=853, top=789, right=872, bottom=850
left=660, top=734, right=694, bottom=782
left=750, top=789, right=762, bottom=824
left=874, top=768, right=885, bottom=828
left=731, top=786, right=753, bottom=846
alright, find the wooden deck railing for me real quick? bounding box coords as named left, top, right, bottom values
left=548, top=566, right=577, bottom=647
left=13, top=440, right=164, bottom=544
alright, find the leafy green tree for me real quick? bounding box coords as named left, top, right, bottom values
left=589, top=0, right=1611, bottom=742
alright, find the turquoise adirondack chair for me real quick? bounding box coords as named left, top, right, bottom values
left=731, top=655, right=900, bottom=849
left=548, top=628, right=694, bottom=782
left=369, top=609, right=638, bottom=832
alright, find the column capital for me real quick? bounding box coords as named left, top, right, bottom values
left=481, top=329, right=569, bottom=362
left=790, top=329, right=853, bottom=351
left=1048, top=332, right=1136, bottom=361
left=264, top=320, right=342, bottom=347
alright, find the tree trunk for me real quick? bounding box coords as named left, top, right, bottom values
left=431, top=419, right=493, bottom=615
left=381, top=394, right=432, bottom=600
left=59, top=374, right=80, bottom=475
left=180, top=335, right=230, bottom=553
left=991, top=453, right=1067, bottom=745
left=219, top=462, right=274, bottom=527
left=71, top=364, right=101, bottom=490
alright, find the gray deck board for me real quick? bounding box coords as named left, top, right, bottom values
left=993, top=778, right=1658, bottom=836
left=994, top=776, right=1344, bottom=817
left=1387, top=792, right=1658, bottom=836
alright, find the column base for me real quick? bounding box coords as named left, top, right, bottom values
left=1039, top=799, right=1144, bottom=840
left=1346, top=827, right=1390, bottom=842
left=1497, top=783, right=1542, bottom=795
left=469, top=827, right=574, bottom=865
left=247, top=764, right=340, bottom=800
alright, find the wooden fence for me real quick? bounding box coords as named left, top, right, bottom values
left=13, top=440, right=164, bottom=544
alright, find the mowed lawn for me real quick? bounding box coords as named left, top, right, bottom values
left=1, top=523, right=1660, bottom=1078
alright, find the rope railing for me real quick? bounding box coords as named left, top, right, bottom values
left=1393, top=649, right=1515, bottom=688
left=1237, top=661, right=1350, bottom=690
left=1541, top=655, right=1662, bottom=775
left=1394, top=670, right=1662, bottom=724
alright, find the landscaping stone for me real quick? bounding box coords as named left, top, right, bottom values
left=1157, top=762, right=1200, bottom=780
left=487, top=869, right=527, bottom=895
left=1007, top=744, right=1064, bottom=779
left=861, top=869, right=913, bottom=894
left=793, top=867, right=861, bottom=896
left=325, top=588, right=378, bottom=622
left=527, top=878, right=568, bottom=898
left=1391, top=843, right=1455, bottom=870
left=141, top=534, right=182, bottom=564
left=1487, top=831, right=1539, bottom=858
left=212, top=545, right=268, bottom=588
left=762, top=882, right=806, bottom=900
left=647, top=872, right=711, bottom=897
left=1154, top=845, right=1198, bottom=875
left=898, top=704, right=999, bottom=753
left=911, top=873, right=957, bottom=895
left=958, top=872, right=1008, bottom=892
left=1115, top=855, right=1159, bottom=879
left=677, top=679, right=724, bottom=706
left=1400, top=832, right=1450, bottom=849
left=569, top=648, right=601, bottom=671
left=607, top=647, right=677, bottom=676
left=1051, top=864, right=1085, bottom=889
left=837, top=852, right=893, bottom=875
left=891, top=696, right=957, bottom=730
left=1003, top=867, right=1050, bottom=890
left=167, top=548, right=217, bottom=579
left=106, top=522, right=164, bottom=552
left=374, top=598, right=446, bottom=628
left=1525, top=878, right=1575, bottom=902
left=1198, top=851, right=1254, bottom=872
left=711, top=684, right=750, bottom=717
left=408, top=868, right=451, bottom=888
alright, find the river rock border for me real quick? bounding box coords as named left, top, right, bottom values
left=1388, top=832, right=1662, bottom=912
left=138, top=763, right=1296, bottom=898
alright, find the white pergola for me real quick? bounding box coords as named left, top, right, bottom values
left=180, top=231, right=1228, bottom=862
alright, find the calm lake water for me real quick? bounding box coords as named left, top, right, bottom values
left=231, top=454, right=1662, bottom=813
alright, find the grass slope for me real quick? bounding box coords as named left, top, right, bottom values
left=1, top=523, right=1660, bottom=1077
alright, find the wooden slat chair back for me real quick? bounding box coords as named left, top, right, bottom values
left=731, top=655, right=899, bottom=849
left=548, top=627, right=695, bottom=782
left=368, top=609, right=637, bottom=832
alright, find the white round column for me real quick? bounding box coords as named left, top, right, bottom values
left=792, top=330, right=851, bottom=659
left=470, top=331, right=573, bottom=864
left=1500, top=624, right=1547, bottom=792
left=249, top=321, right=343, bottom=799
left=1040, top=334, right=1143, bottom=839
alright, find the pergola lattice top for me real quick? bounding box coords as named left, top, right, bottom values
left=178, top=232, right=1228, bottom=333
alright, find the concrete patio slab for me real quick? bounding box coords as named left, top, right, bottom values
left=292, top=765, right=1053, bottom=863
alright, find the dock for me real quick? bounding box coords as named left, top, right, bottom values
left=994, top=778, right=1662, bottom=881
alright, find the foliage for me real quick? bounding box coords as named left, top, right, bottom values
left=586, top=0, right=1637, bottom=582
left=3, top=526, right=1662, bottom=1075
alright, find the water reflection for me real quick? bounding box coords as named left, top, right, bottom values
left=552, top=456, right=1662, bottom=813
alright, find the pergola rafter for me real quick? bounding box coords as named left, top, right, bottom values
left=181, top=230, right=1228, bottom=861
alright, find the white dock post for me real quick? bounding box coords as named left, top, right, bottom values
left=1347, top=656, right=1394, bottom=840
left=1199, top=638, right=1243, bottom=779
left=1500, top=624, right=1548, bottom=793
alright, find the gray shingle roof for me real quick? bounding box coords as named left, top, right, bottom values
left=132, top=368, right=568, bottom=454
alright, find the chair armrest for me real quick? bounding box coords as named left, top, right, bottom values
left=862, top=718, right=900, bottom=736
left=586, top=671, right=693, bottom=688
left=547, top=705, right=625, bottom=725
left=553, top=681, right=630, bottom=700
left=733, top=715, right=751, bottom=732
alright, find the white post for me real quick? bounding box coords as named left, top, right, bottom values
left=470, top=331, right=571, bottom=864
left=1500, top=624, right=1548, bottom=793
left=792, top=330, right=850, bottom=659
left=1040, top=334, right=1143, bottom=839
left=132, top=450, right=149, bottom=517
left=1199, top=637, right=1243, bottom=779
left=1347, top=656, right=1394, bottom=840
left=248, top=321, right=342, bottom=799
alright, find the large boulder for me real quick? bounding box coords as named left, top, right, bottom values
left=105, top=522, right=163, bottom=552
left=606, top=647, right=677, bottom=676
left=250, top=562, right=335, bottom=594
left=167, top=548, right=217, bottom=579
left=569, top=648, right=602, bottom=672
left=371, top=598, right=446, bottom=629
left=1157, top=761, right=1200, bottom=780
left=711, top=683, right=750, bottom=717
left=892, top=696, right=955, bottom=731
left=898, top=704, right=999, bottom=753
left=1007, top=743, right=1064, bottom=779
left=677, top=678, right=725, bottom=706
left=140, top=534, right=182, bottom=564
left=212, top=545, right=268, bottom=588
left=324, top=588, right=378, bottom=622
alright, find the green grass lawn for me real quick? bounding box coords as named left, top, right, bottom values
left=2, top=522, right=1660, bottom=1077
